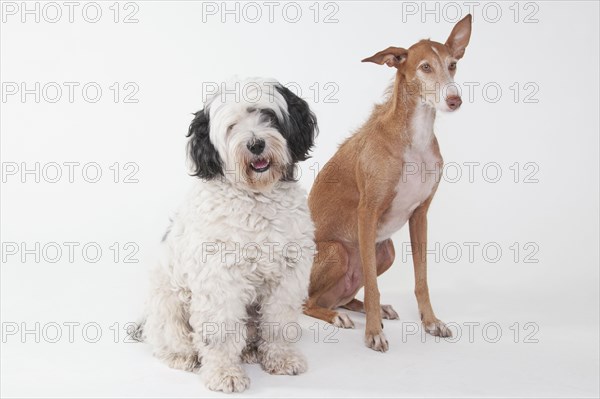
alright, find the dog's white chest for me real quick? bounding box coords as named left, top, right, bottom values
left=170, top=180, right=315, bottom=291
left=376, top=146, right=441, bottom=242
left=376, top=108, right=441, bottom=242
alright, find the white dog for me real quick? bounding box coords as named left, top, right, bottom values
left=136, top=78, right=318, bottom=393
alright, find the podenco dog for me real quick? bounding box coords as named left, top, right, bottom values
left=304, top=15, right=472, bottom=352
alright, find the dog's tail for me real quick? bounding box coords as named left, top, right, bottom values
left=128, top=318, right=146, bottom=343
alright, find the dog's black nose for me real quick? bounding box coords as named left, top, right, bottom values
left=247, top=139, right=265, bottom=155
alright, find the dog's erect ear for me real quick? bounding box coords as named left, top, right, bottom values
left=275, top=85, right=318, bottom=163
left=445, top=14, right=472, bottom=59
left=362, top=47, right=408, bottom=68
left=186, top=109, right=223, bottom=180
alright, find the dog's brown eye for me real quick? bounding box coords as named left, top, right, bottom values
left=449, top=62, right=457, bottom=70
left=227, top=124, right=235, bottom=133
left=421, top=63, right=431, bottom=72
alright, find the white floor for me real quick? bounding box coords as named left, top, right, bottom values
left=1, top=263, right=598, bottom=398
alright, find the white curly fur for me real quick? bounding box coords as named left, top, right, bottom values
left=143, top=180, right=314, bottom=392
left=141, top=80, right=315, bottom=393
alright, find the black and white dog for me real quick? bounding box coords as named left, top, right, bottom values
left=138, top=78, right=318, bottom=393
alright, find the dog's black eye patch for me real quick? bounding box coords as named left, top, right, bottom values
left=258, top=108, right=279, bottom=127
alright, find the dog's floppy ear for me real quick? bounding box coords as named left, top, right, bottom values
left=362, top=47, right=408, bottom=68
left=445, top=14, right=472, bottom=59
left=275, top=85, right=318, bottom=163
left=186, top=109, right=223, bottom=180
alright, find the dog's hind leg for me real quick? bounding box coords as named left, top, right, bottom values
left=340, top=239, right=399, bottom=320
left=341, top=299, right=399, bottom=320
left=144, top=269, right=200, bottom=373
left=304, top=241, right=355, bottom=328
left=304, top=301, right=355, bottom=328
left=162, top=352, right=201, bottom=373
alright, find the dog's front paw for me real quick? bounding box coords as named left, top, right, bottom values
left=202, top=365, right=250, bottom=393
left=333, top=312, right=355, bottom=328
left=381, top=304, right=399, bottom=320
left=260, top=348, right=307, bottom=375
left=423, top=318, right=452, bottom=337
left=365, top=329, right=389, bottom=352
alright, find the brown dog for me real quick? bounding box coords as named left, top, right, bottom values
left=304, top=15, right=472, bottom=352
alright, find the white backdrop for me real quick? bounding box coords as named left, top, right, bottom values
left=1, top=1, right=599, bottom=397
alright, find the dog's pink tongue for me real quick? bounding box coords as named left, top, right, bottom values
left=253, top=159, right=269, bottom=168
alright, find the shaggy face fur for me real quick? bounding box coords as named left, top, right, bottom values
left=139, top=78, right=318, bottom=393
left=187, top=80, right=316, bottom=191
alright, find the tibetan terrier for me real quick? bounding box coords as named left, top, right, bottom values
left=137, top=78, right=318, bottom=393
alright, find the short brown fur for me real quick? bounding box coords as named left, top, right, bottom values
left=304, top=15, right=472, bottom=351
